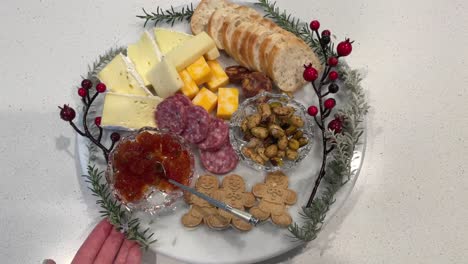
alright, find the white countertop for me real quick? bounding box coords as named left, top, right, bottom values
left=1, top=0, right=467, bottom=263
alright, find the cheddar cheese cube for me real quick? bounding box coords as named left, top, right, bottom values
left=192, top=87, right=218, bottom=113
left=206, top=60, right=229, bottom=92
left=179, top=70, right=199, bottom=99
left=186, top=57, right=212, bottom=85
left=217, top=88, right=239, bottom=119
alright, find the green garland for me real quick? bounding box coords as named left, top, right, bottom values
left=81, top=47, right=156, bottom=248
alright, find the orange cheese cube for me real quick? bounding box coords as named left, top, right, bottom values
left=206, top=60, right=229, bottom=92
left=192, top=87, right=218, bottom=113
left=186, top=57, right=212, bottom=85
left=179, top=70, right=199, bottom=99
left=217, top=88, right=239, bottom=119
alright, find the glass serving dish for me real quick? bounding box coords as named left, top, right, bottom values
left=229, top=92, right=314, bottom=172
left=106, top=127, right=195, bottom=214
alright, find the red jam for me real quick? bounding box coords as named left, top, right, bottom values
left=112, top=131, right=192, bottom=203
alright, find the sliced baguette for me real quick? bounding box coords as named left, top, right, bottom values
left=268, top=40, right=322, bottom=92
left=249, top=27, right=275, bottom=71
left=257, top=32, right=291, bottom=74
left=238, top=25, right=258, bottom=69
left=191, top=0, right=233, bottom=34
left=230, top=21, right=256, bottom=67
left=221, top=14, right=244, bottom=56
left=207, top=7, right=238, bottom=49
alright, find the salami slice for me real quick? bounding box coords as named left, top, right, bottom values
left=155, top=99, right=186, bottom=134
left=181, top=105, right=211, bottom=144
left=198, top=118, right=229, bottom=151
left=200, top=141, right=239, bottom=174
left=171, top=93, right=192, bottom=107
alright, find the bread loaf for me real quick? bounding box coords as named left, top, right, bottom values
left=191, top=0, right=322, bottom=92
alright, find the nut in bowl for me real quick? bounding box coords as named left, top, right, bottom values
left=230, top=92, right=313, bottom=172
left=106, top=127, right=195, bottom=214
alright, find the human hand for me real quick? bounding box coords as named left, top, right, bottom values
left=45, top=219, right=142, bottom=264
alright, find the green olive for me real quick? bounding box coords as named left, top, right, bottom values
left=288, top=139, right=300, bottom=150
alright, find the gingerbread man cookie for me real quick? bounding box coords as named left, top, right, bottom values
left=249, top=171, right=297, bottom=227
left=181, top=175, right=225, bottom=228
left=206, top=174, right=256, bottom=231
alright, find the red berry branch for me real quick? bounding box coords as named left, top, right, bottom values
left=305, top=20, right=353, bottom=207
left=58, top=79, right=120, bottom=163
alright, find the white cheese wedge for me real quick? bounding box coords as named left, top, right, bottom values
left=101, top=93, right=163, bottom=130
left=165, top=32, right=217, bottom=72
left=127, top=31, right=162, bottom=87
left=98, top=53, right=152, bottom=96
left=154, top=28, right=192, bottom=54
left=154, top=28, right=220, bottom=60
left=146, top=58, right=183, bottom=98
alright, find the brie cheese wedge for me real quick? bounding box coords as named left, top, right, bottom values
left=101, top=93, right=163, bottom=130
left=97, top=53, right=151, bottom=96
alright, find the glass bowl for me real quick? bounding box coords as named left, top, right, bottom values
left=229, top=92, right=314, bottom=172
left=106, top=127, right=195, bottom=214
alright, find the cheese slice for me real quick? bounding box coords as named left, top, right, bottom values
left=154, top=28, right=219, bottom=60
left=146, top=58, right=183, bottom=98
left=101, top=93, right=163, bottom=130
left=154, top=28, right=192, bottom=54
left=127, top=31, right=162, bottom=86
left=98, top=53, right=151, bottom=96
left=165, top=32, right=216, bottom=71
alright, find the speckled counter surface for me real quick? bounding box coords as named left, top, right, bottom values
left=1, top=0, right=467, bottom=263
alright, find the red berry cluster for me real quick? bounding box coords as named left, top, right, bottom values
left=58, top=79, right=119, bottom=162
left=304, top=19, right=354, bottom=134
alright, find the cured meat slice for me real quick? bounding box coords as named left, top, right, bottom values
left=155, top=99, right=186, bottom=134
left=181, top=105, right=211, bottom=144
left=198, top=118, right=229, bottom=151
left=171, top=93, right=192, bottom=107
left=200, top=141, right=238, bottom=174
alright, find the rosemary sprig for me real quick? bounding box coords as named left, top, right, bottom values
left=137, top=4, right=194, bottom=27
left=84, top=165, right=157, bottom=248
left=256, top=0, right=368, bottom=241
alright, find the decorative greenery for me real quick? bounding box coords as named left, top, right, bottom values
left=137, top=4, right=194, bottom=27
left=256, top=0, right=368, bottom=241
left=77, top=48, right=156, bottom=248
left=84, top=165, right=157, bottom=248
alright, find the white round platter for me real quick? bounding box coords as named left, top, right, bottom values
left=76, top=2, right=366, bottom=263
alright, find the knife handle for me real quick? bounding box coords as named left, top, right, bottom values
left=227, top=206, right=260, bottom=226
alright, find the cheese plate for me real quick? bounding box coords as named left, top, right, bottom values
left=72, top=1, right=367, bottom=263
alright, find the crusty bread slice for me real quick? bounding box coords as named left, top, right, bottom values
left=207, top=7, right=238, bottom=49
left=191, top=0, right=233, bottom=34
left=238, top=25, right=258, bottom=69
left=249, top=27, right=275, bottom=71
left=258, top=32, right=290, bottom=74
left=230, top=21, right=254, bottom=67
left=268, top=40, right=322, bottom=92
left=221, top=14, right=245, bottom=56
